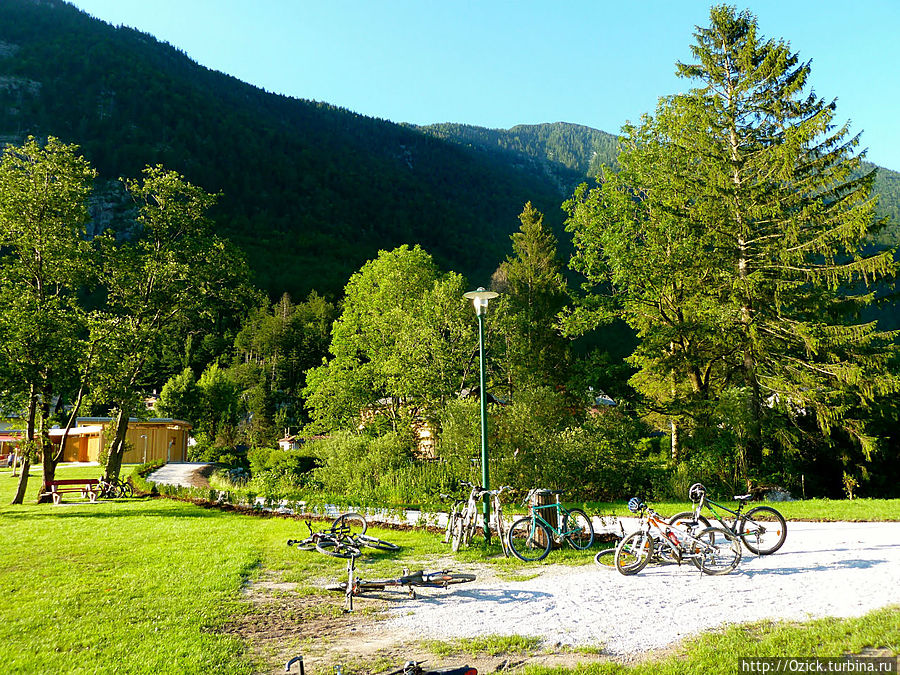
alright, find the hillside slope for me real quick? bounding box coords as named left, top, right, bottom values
left=1, top=0, right=896, bottom=300
left=0, top=0, right=572, bottom=297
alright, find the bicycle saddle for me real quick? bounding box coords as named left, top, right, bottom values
left=733, top=493, right=752, bottom=502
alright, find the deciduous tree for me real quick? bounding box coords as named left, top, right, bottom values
left=0, top=137, right=95, bottom=503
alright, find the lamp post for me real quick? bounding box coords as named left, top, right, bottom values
left=463, top=286, right=499, bottom=541
left=140, top=434, right=148, bottom=464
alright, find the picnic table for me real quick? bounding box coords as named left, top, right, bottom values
left=41, top=479, right=99, bottom=505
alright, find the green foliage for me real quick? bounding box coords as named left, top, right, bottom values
left=228, top=291, right=336, bottom=444
left=0, top=135, right=96, bottom=499
left=491, top=202, right=571, bottom=396
left=155, top=366, right=201, bottom=422
left=304, top=245, right=475, bottom=431
left=565, top=6, right=900, bottom=481
left=246, top=446, right=317, bottom=479
left=438, top=388, right=666, bottom=501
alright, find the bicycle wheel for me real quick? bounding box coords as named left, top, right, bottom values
left=450, top=512, right=467, bottom=552
left=443, top=507, right=461, bottom=544
left=563, top=509, right=595, bottom=550
left=696, top=527, right=742, bottom=575
left=615, top=530, right=653, bottom=575
left=668, top=512, right=711, bottom=532
left=507, top=517, right=552, bottom=562
left=331, top=512, right=367, bottom=537
left=422, top=572, right=476, bottom=587
left=593, top=547, right=616, bottom=569
left=119, top=481, right=134, bottom=498
left=315, top=538, right=362, bottom=559
left=356, top=534, right=401, bottom=552
left=739, top=506, right=787, bottom=555
left=287, top=538, right=317, bottom=551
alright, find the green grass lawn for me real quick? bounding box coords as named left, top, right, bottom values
left=1, top=464, right=897, bottom=674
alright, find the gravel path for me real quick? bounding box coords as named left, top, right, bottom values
left=384, top=521, right=900, bottom=655
left=146, top=462, right=213, bottom=488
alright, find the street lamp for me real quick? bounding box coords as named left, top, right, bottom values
left=463, top=286, right=499, bottom=541
left=140, top=434, right=148, bottom=464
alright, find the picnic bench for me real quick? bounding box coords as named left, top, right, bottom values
left=41, top=479, right=100, bottom=505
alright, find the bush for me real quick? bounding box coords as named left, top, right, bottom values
left=436, top=387, right=670, bottom=501
left=247, top=446, right=317, bottom=477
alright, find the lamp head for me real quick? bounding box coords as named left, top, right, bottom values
left=463, top=287, right=499, bottom=316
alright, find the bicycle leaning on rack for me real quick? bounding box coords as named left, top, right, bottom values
left=615, top=497, right=742, bottom=575
left=447, top=483, right=513, bottom=554
left=667, top=483, right=787, bottom=555
left=506, top=488, right=595, bottom=562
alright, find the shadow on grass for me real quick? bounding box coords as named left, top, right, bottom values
left=0, top=506, right=235, bottom=520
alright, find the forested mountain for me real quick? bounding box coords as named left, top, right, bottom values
left=0, top=0, right=571, bottom=297
left=0, top=0, right=897, bottom=300
left=415, top=122, right=619, bottom=192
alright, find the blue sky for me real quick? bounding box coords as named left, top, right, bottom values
left=66, top=1, right=900, bottom=170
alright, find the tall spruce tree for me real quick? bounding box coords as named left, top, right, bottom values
left=565, top=6, right=898, bottom=481
left=492, top=202, right=570, bottom=398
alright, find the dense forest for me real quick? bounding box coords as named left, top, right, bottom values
left=2, top=1, right=899, bottom=503
left=0, top=0, right=566, bottom=297
left=1, top=0, right=897, bottom=301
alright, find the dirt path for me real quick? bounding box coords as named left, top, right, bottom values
left=229, top=522, right=900, bottom=674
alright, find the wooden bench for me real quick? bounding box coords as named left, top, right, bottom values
left=41, top=479, right=100, bottom=505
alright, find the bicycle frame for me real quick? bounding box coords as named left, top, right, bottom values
left=639, top=508, right=713, bottom=565
left=691, top=493, right=749, bottom=535
left=528, top=499, right=579, bottom=541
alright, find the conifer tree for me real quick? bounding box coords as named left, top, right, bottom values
left=565, top=6, right=898, bottom=480
left=492, top=202, right=570, bottom=397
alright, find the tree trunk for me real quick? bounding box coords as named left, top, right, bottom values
left=10, top=386, right=38, bottom=505
left=11, top=457, right=31, bottom=504
left=37, top=384, right=56, bottom=503
left=670, top=418, right=680, bottom=463
left=104, top=406, right=131, bottom=482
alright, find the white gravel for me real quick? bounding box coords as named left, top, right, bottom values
left=384, top=521, right=900, bottom=655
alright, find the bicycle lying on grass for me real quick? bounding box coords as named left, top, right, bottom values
left=615, top=497, right=742, bottom=575
left=286, top=512, right=400, bottom=558
left=325, top=554, right=475, bottom=611
left=507, top=488, right=594, bottom=562
left=668, top=483, right=787, bottom=555
left=286, top=655, right=476, bottom=675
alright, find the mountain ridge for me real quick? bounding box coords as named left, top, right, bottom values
left=0, top=0, right=897, bottom=298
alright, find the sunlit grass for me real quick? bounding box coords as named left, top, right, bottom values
left=1, top=463, right=897, bottom=675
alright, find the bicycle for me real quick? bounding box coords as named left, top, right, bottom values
left=615, top=497, right=742, bottom=575
left=448, top=483, right=513, bottom=553
left=291, top=656, right=477, bottom=675
left=287, top=512, right=399, bottom=558
left=667, top=483, right=787, bottom=555
left=324, top=554, right=476, bottom=611
left=441, top=483, right=474, bottom=546
left=97, top=475, right=133, bottom=498
left=507, top=488, right=595, bottom=562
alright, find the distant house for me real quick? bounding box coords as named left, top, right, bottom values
left=588, top=387, right=616, bottom=415
left=277, top=435, right=302, bottom=451
left=62, top=418, right=193, bottom=463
